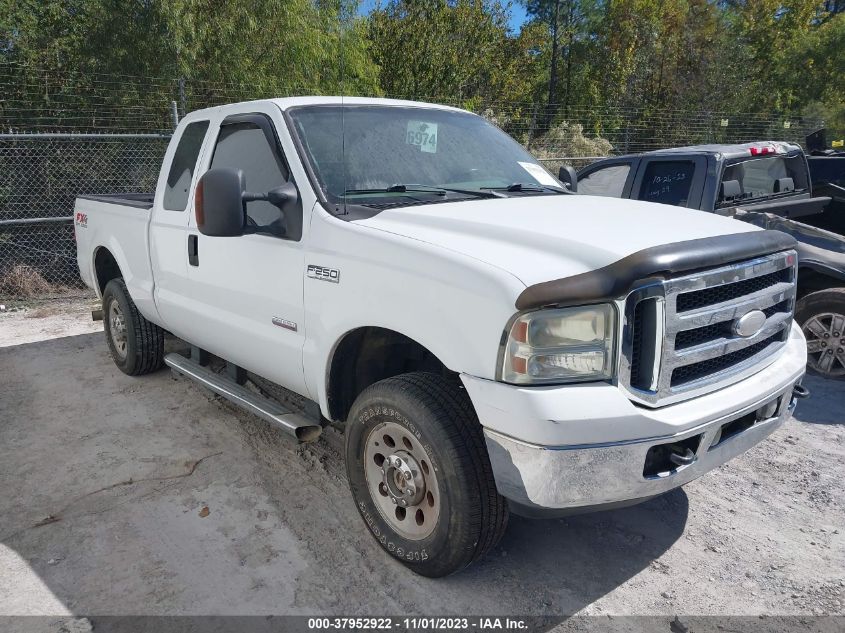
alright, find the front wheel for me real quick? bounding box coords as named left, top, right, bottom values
left=345, top=372, right=508, bottom=577
left=795, top=288, right=845, bottom=380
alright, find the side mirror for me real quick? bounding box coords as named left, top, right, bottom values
left=196, top=168, right=246, bottom=237
left=243, top=181, right=298, bottom=208
left=558, top=165, right=578, bottom=192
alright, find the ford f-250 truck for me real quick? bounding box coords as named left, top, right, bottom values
left=75, top=98, right=808, bottom=577
left=572, top=142, right=845, bottom=379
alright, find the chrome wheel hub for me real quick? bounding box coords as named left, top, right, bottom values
left=803, top=312, right=845, bottom=377
left=363, top=421, right=440, bottom=540
left=108, top=301, right=128, bottom=360
left=383, top=450, right=426, bottom=507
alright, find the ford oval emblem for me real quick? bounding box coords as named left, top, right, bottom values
left=733, top=310, right=766, bottom=338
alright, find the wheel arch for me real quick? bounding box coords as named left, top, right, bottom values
left=93, top=245, right=123, bottom=296
left=325, top=326, right=456, bottom=423
left=797, top=263, right=845, bottom=300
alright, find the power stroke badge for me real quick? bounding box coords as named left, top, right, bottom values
left=307, top=265, right=340, bottom=284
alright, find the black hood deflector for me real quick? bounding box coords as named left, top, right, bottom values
left=515, top=230, right=797, bottom=310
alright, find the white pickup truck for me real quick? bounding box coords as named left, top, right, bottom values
left=75, top=97, right=808, bottom=577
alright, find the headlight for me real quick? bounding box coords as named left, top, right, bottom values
left=500, top=304, right=616, bottom=384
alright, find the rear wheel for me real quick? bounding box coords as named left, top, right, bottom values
left=103, top=278, right=165, bottom=376
left=345, top=372, right=508, bottom=577
left=796, top=288, right=845, bottom=380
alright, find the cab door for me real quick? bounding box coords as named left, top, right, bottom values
left=185, top=104, right=310, bottom=397
left=149, top=118, right=211, bottom=335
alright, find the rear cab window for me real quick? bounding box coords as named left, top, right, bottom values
left=718, top=154, right=809, bottom=207
left=163, top=121, right=209, bottom=211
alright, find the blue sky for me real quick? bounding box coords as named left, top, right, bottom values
left=356, top=1, right=529, bottom=33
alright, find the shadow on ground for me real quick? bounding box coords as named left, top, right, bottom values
left=792, top=374, right=844, bottom=425
left=0, top=332, right=686, bottom=622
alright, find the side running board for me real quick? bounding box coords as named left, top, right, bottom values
left=165, top=353, right=322, bottom=443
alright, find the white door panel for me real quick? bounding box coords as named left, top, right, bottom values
left=183, top=103, right=310, bottom=396
left=150, top=119, right=212, bottom=336
left=183, top=233, right=307, bottom=394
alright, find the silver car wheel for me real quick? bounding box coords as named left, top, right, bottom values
left=363, top=420, right=441, bottom=540
left=803, top=312, right=845, bottom=377
left=108, top=300, right=128, bottom=360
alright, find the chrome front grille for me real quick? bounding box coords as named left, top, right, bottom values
left=619, top=250, right=798, bottom=407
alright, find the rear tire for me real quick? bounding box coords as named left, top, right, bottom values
left=345, top=372, right=508, bottom=577
left=102, top=278, right=165, bottom=376
left=795, top=288, right=845, bottom=380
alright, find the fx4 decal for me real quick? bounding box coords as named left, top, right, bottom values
left=75, top=212, right=88, bottom=228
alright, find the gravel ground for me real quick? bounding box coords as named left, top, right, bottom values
left=0, top=299, right=843, bottom=623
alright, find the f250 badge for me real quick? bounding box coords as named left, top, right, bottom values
left=306, top=265, right=340, bottom=284
left=75, top=212, right=88, bottom=228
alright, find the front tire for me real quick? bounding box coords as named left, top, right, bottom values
left=102, top=278, right=165, bottom=376
left=345, top=372, right=508, bottom=577
left=796, top=288, right=845, bottom=380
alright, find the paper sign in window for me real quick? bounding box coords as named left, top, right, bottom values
left=518, top=161, right=559, bottom=187
left=406, top=121, right=438, bottom=153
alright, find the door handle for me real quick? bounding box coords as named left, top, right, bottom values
left=188, top=234, right=199, bottom=266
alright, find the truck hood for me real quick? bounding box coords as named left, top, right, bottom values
left=357, top=195, right=760, bottom=287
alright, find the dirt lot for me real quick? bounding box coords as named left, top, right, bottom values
left=1, top=299, right=843, bottom=622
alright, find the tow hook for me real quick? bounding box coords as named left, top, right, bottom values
left=668, top=446, right=697, bottom=467
left=792, top=384, right=810, bottom=400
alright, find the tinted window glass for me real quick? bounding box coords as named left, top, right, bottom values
left=638, top=161, right=696, bottom=206
left=163, top=121, right=209, bottom=211
left=578, top=164, right=631, bottom=197
left=210, top=122, right=292, bottom=238
left=719, top=155, right=809, bottom=205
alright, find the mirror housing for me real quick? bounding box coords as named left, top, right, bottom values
left=196, top=168, right=246, bottom=237
left=558, top=165, right=578, bottom=192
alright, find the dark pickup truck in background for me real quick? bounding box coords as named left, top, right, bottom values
left=567, top=142, right=845, bottom=380
left=806, top=128, right=845, bottom=236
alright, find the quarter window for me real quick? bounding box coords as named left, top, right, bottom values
left=163, top=121, right=209, bottom=211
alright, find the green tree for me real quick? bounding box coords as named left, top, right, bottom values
left=367, top=0, right=541, bottom=106
left=0, top=0, right=380, bottom=127
left=521, top=0, right=598, bottom=122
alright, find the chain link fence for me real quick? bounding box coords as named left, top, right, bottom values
left=0, top=64, right=825, bottom=301
left=0, top=134, right=170, bottom=298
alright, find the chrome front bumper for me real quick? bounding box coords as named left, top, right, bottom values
left=484, top=379, right=803, bottom=516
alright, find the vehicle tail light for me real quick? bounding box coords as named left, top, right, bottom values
left=750, top=146, right=774, bottom=156
left=749, top=145, right=785, bottom=156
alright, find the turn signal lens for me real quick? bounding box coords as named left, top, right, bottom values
left=195, top=181, right=205, bottom=228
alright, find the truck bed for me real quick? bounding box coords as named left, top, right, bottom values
left=76, top=193, right=154, bottom=210
left=74, top=193, right=157, bottom=313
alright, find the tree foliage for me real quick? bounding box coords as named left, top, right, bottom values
left=367, top=0, right=542, bottom=106
left=0, top=0, right=842, bottom=137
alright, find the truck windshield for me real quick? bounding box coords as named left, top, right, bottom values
left=287, top=105, right=562, bottom=209
left=718, top=155, right=809, bottom=207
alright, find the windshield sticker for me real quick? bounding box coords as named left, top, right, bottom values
left=406, top=121, right=438, bottom=153
left=518, top=161, right=559, bottom=187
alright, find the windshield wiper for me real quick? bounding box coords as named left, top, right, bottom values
left=345, top=184, right=504, bottom=199
left=345, top=184, right=446, bottom=196
left=482, top=182, right=566, bottom=194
